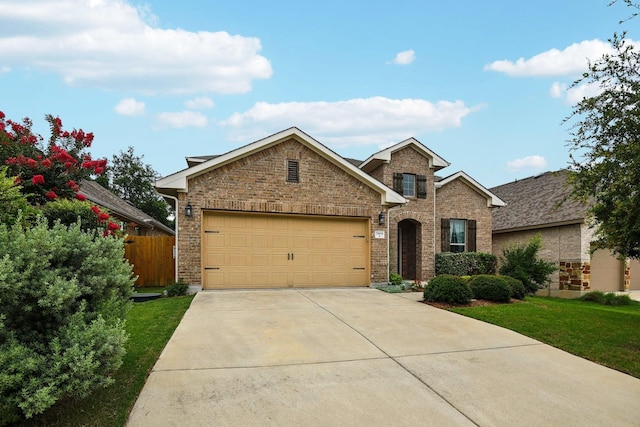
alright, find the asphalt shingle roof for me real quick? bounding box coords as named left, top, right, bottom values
left=489, top=170, right=588, bottom=232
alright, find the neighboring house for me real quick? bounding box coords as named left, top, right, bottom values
left=490, top=170, right=639, bottom=297
left=79, top=179, right=174, bottom=237
left=155, top=127, right=505, bottom=290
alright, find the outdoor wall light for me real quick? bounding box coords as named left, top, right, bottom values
left=378, top=211, right=385, bottom=226
left=185, top=202, right=193, bottom=218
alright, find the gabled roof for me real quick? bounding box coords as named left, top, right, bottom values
left=489, top=170, right=588, bottom=233
left=155, top=127, right=406, bottom=206
left=79, top=180, right=175, bottom=235
left=436, top=171, right=506, bottom=208
left=359, top=137, right=450, bottom=174
left=185, top=155, right=219, bottom=168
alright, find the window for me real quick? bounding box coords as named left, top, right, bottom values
left=441, top=218, right=477, bottom=252
left=449, top=219, right=466, bottom=253
left=393, top=173, right=427, bottom=198
left=402, top=173, right=415, bottom=197
left=287, top=160, right=299, bottom=182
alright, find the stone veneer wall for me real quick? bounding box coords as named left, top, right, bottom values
left=176, top=138, right=388, bottom=286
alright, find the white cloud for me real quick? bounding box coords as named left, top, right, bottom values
left=484, top=39, right=613, bottom=77
left=220, top=96, right=483, bottom=147
left=114, top=98, right=145, bottom=116
left=157, top=111, right=208, bottom=128
left=391, top=49, right=415, bottom=65
left=507, top=155, right=547, bottom=172
left=185, top=97, right=215, bottom=109
left=0, top=0, right=272, bottom=95
left=549, top=82, right=567, bottom=98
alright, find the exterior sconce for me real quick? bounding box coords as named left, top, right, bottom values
left=378, top=211, right=385, bottom=226
left=185, top=202, right=193, bottom=218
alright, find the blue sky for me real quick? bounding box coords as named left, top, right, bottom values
left=0, top=0, right=636, bottom=188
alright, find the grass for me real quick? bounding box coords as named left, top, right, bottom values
left=448, top=296, right=640, bottom=379
left=20, top=294, right=195, bottom=427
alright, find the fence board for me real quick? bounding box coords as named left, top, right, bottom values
left=124, top=235, right=175, bottom=286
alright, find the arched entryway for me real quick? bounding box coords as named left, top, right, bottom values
left=398, top=219, right=422, bottom=280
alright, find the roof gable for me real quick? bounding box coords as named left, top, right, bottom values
left=436, top=171, right=506, bottom=208
left=490, top=170, right=588, bottom=232
left=359, top=137, right=450, bottom=173
left=155, top=127, right=406, bottom=206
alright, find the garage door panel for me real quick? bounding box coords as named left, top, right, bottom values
left=202, top=212, right=370, bottom=289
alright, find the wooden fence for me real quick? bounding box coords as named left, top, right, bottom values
left=124, top=235, right=175, bottom=286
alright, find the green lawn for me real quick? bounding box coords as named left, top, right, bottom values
left=449, top=296, right=640, bottom=379
left=20, top=294, right=195, bottom=427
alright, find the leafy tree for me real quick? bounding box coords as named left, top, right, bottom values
left=564, top=1, right=640, bottom=258
left=98, top=146, right=173, bottom=229
left=0, top=167, right=32, bottom=225
left=499, top=235, right=557, bottom=295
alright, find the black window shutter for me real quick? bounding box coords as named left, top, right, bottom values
left=467, top=219, right=477, bottom=252
left=393, top=173, right=403, bottom=195
left=441, top=218, right=450, bottom=252
left=417, top=175, right=427, bottom=199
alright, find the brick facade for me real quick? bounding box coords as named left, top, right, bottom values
left=162, top=130, right=501, bottom=288
left=436, top=179, right=493, bottom=254
left=176, top=138, right=387, bottom=286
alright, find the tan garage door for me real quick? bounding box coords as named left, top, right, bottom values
left=202, top=211, right=370, bottom=289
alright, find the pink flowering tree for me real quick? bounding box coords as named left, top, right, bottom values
left=0, top=111, right=106, bottom=204
left=0, top=111, right=119, bottom=234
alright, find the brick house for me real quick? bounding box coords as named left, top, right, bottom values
left=490, top=170, right=640, bottom=297
left=155, top=127, right=504, bottom=289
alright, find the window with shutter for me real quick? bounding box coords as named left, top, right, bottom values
left=467, top=220, right=477, bottom=252
left=287, top=160, right=299, bottom=182
left=393, top=173, right=403, bottom=194
left=417, top=175, right=427, bottom=198
left=441, top=218, right=450, bottom=252
left=402, top=173, right=415, bottom=197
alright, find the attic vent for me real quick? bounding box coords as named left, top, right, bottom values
left=287, top=160, right=299, bottom=183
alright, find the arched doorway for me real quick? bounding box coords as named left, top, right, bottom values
left=398, top=219, right=421, bottom=280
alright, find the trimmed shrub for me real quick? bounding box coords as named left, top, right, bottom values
left=423, top=274, right=472, bottom=305
left=435, top=252, right=497, bottom=276
left=0, top=217, right=134, bottom=424
left=166, top=281, right=189, bottom=297
left=580, top=291, right=635, bottom=306
left=389, top=273, right=403, bottom=286
left=501, top=275, right=526, bottom=300
left=468, top=275, right=511, bottom=303
left=41, top=198, right=103, bottom=232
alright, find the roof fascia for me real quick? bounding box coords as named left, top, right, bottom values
left=154, top=127, right=406, bottom=206
left=436, top=171, right=506, bottom=207
left=359, top=137, right=450, bottom=173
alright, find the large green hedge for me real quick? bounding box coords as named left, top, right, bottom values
left=435, top=252, right=497, bottom=276
left=0, top=218, right=134, bottom=424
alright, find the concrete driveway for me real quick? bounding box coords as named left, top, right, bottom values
left=127, top=288, right=640, bottom=426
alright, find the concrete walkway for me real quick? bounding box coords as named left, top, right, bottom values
left=127, top=288, right=640, bottom=426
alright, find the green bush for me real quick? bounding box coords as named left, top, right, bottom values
left=166, top=281, right=189, bottom=297
left=435, top=252, right=497, bottom=276
left=389, top=273, right=403, bottom=286
left=423, top=274, right=472, bottom=305
left=41, top=198, right=102, bottom=233
left=580, top=291, right=635, bottom=306
left=468, top=275, right=512, bottom=302
left=0, top=217, right=134, bottom=424
left=501, top=275, right=526, bottom=300
left=499, top=234, right=557, bottom=295
left=0, top=167, right=32, bottom=226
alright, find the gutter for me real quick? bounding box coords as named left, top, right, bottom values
left=162, top=194, right=179, bottom=283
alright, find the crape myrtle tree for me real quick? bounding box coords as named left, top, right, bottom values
left=564, top=0, right=640, bottom=259
left=0, top=111, right=134, bottom=424
left=96, top=146, right=174, bottom=229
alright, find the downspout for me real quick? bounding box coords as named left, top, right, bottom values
left=163, top=193, right=179, bottom=283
